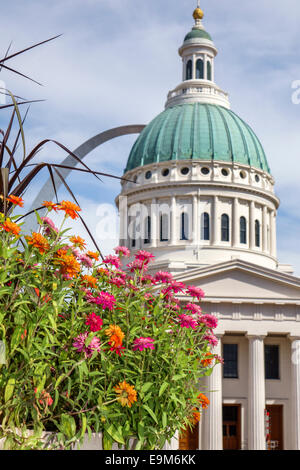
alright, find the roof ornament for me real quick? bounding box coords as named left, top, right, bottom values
left=193, top=1, right=204, bottom=28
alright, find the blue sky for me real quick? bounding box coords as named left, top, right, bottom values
left=1, top=0, right=300, bottom=273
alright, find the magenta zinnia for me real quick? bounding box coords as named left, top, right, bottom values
left=203, top=333, right=218, bottom=347
left=73, top=332, right=101, bottom=357
left=132, top=337, right=155, bottom=352
left=95, top=291, right=116, bottom=311
left=103, top=255, right=121, bottom=269
left=135, top=250, right=155, bottom=264
left=185, top=303, right=202, bottom=315
left=85, top=312, right=103, bottom=332
left=178, top=314, right=198, bottom=330
left=154, top=271, right=174, bottom=284
left=198, top=314, right=218, bottom=330
left=114, top=246, right=130, bottom=257
left=186, top=285, right=205, bottom=300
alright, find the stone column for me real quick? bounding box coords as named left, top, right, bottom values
left=170, top=196, right=177, bottom=246
left=203, top=336, right=223, bottom=450
left=247, top=335, right=266, bottom=450
left=232, top=197, right=239, bottom=247
left=212, top=196, right=218, bottom=246
left=118, top=195, right=128, bottom=247
left=192, top=194, right=198, bottom=245
left=270, top=210, right=277, bottom=258
left=204, top=53, right=207, bottom=80
left=249, top=201, right=255, bottom=250
left=290, top=337, right=300, bottom=449
left=150, top=198, right=157, bottom=248
left=262, top=206, right=268, bottom=253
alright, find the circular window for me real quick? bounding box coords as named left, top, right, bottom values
left=221, top=168, right=229, bottom=177
left=145, top=171, right=152, bottom=180
left=201, top=167, right=210, bottom=175
left=240, top=171, right=246, bottom=179
left=255, top=175, right=260, bottom=183
left=181, top=167, right=190, bottom=175
left=162, top=168, right=170, bottom=177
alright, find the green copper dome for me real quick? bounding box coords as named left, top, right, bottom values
left=125, top=103, right=270, bottom=174
left=184, top=28, right=212, bottom=42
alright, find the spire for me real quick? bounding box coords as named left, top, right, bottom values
left=193, top=1, right=204, bottom=28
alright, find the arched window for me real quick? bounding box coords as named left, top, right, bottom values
left=160, top=214, right=169, bottom=242
left=180, top=212, right=189, bottom=241
left=186, top=60, right=193, bottom=80
left=196, top=58, right=204, bottom=79
left=144, top=216, right=151, bottom=244
left=255, top=220, right=260, bottom=247
left=221, top=214, right=230, bottom=242
left=131, top=219, right=136, bottom=248
left=201, top=212, right=210, bottom=241
left=207, top=61, right=212, bottom=81
left=240, top=217, right=247, bottom=244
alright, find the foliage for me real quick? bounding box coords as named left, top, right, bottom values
left=0, top=200, right=221, bottom=450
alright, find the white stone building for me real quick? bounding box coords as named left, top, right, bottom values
left=116, top=6, right=300, bottom=450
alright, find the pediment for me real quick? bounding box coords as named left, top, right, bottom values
left=175, top=260, right=300, bottom=302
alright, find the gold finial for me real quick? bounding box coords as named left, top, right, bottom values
left=193, top=1, right=204, bottom=20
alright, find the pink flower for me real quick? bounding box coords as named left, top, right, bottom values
left=127, top=259, right=148, bottom=272
left=71, top=247, right=81, bottom=258
left=135, top=250, right=155, bottom=264
left=114, top=246, right=130, bottom=257
left=85, top=312, right=103, bottom=332
left=96, top=291, right=116, bottom=310
left=132, top=337, right=155, bottom=352
left=110, top=344, right=126, bottom=356
left=154, top=271, right=174, bottom=284
left=73, top=332, right=101, bottom=357
left=110, top=277, right=126, bottom=288
left=203, top=333, right=218, bottom=347
left=186, top=285, right=205, bottom=300
left=79, top=254, right=93, bottom=268
left=167, top=281, right=186, bottom=294
left=103, top=255, right=121, bottom=269
left=41, top=217, right=58, bottom=236
left=185, top=303, right=202, bottom=315
left=198, top=314, right=218, bottom=330
left=166, top=303, right=181, bottom=311
left=178, top=314, right=198, bottom=330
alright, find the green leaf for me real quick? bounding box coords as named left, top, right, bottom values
left=172, top=374, right=185, bottom=381
left=102, top=431, right=113, bottom=450
left=162, top=412, right=167, bottom=429
left=138, top=422, right=145, bottom=441
left=105, top=424, right=125, bottom=445
left=142, top=405, right=158, bottom=424
left=80, top=415, right=87, bottom=438
left=141, top=382, right=153, bottom=393
left=5, top=378, right=15, bottom=403
left=159, top=382, right=168, bottom=397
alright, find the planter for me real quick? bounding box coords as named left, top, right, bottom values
left=0, top=430, right=179, bottom=450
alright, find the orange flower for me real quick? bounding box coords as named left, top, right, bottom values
left=57, top=201, right=81, bottom=220
left=54, top=251, right=81, bottom=278
left=21, top=329, right=27, bottom=340
left=97, top=267, right=109, bottom=277
left=189, top=410, right=201, bottom=426
left=81, top=275, right=98, bottom=289
left=1, top=220, right=21, bottom=237
left=70, top=235, right=86, bottom=251
left=198, top=393, right=210, bottom=409
left=7, top=195, right=24, bottom=207
left=43, top=201, right=58, bottom=212
left=34, top=388, right=53, bottom=407
left=201, top=352, right=215, bottom=368
left=26, top=233, right=50, bottom=254
left=114, top=381, right=137, bottom=408
left=105, top=325, right=125, bottom=347
left=87, top=251, right=99, bottom=261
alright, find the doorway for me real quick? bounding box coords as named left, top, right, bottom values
left=266, top=405, right=283, bottom=450
left=223, top=404, right=241, bottom=450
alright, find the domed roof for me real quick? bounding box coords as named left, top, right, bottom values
left=125, top=103, right=270, bottom=174
left=184, top=28, right=212, bottom=42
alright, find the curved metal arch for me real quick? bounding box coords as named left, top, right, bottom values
left=25, top=124, right=145, bottom=230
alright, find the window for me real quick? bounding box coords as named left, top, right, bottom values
left=144, top=216, right=151, bottom=244
left=145, top=171, right=152, bottom=180
left=181, top=167, right=190, bottom=175
left=240, top=217, right=247, bottom=244
left=186, top=60, right=192, bottom=80
left=223, top=344, right=238, bottom=378
left=201, top=212, right=210, bottom=241
left=255, top=220, right=260, bottom=247
left=180, top=212, right=189, bottom=241
left=207, top=61, right=212, bottom=81
left=196, top=58, right=204, bottom=79
left=160, top=214, right=169, bottom=242
left=265, top=345, right=280, bottom=380
left=131, top=220, right=136, bottom=248
left=221, top=214, right=230, bottom=242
